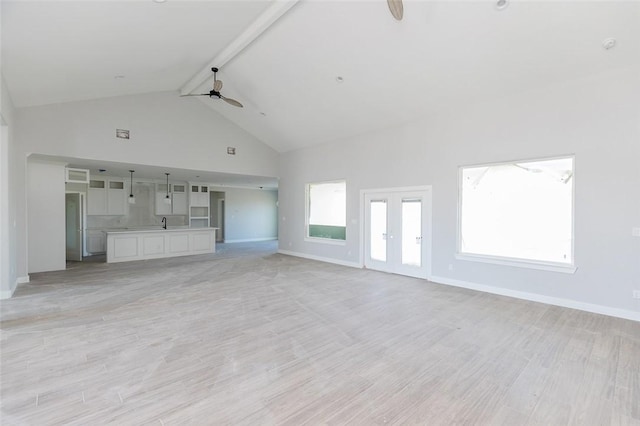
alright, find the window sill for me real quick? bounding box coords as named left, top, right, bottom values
left=304, top=237, right=347, bottom=246
left=455, top=253, right=577, bottom=274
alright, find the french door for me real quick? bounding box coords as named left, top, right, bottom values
left=364, top=188, right=431, bottom=278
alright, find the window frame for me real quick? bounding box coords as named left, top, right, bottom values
left=305, top=179, right=347, bottom=245
left=456, top=155, right=576, bottom=273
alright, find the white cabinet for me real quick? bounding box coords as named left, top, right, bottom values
left=88, top=179, right=107, bottom=215
left=172, top=184, right=188, bottom=215
left=65, top=168, right=90, bottom=184
left=107, top=180, right=125, bottom=215
left=106, top=228, right=216, bottom=263
left=155, top=182, right=188, bottom=215
left=190, top=184, right=209, bottom=206
left=88, top=178, right=125, bottom=215
left=189, top=183, right=210, bottom=228
left=86, top=230, right=106, bottom=254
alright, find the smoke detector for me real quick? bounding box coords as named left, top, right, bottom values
left=602, top=38, right=616, bottom=50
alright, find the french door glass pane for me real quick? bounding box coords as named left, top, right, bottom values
left=370, top=200, right=387, bottom=262
left=402, top=199, right=421, bottom=266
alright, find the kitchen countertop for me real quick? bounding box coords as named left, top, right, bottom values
left=106, top=227, right=218, bottom=235
left=88, top=226, right=188, bottom=231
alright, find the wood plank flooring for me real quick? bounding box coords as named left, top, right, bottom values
left=1, top=241, right=639, bottom=425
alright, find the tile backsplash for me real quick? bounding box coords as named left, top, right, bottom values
left=86, top=182, right=188, bottom=229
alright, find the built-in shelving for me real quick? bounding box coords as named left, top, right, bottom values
left=189, top=184, right=210, bottom=227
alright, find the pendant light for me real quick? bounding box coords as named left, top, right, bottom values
left=128, top=170, right=136, bottom=204
left=164, top=173, right=172, bottom=204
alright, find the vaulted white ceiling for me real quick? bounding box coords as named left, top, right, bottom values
left=1, top=0, right=272, bottom=106
left=3, top=0, right=639, bottom=153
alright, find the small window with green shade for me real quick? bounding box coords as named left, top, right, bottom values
left=306, top=181, right=346, bottom=242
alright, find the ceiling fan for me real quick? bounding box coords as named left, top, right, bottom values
left=180, top=67, right=243, bottom=108
left=388, top=0, right=403, bottom=20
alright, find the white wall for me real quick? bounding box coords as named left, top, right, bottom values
left=210, top=187, right=278, bottom=242
left=15, top=91, right=278, bottom=178
left=0, top=74, right=22, bottom=298
left=0, top=120, right=9, bottom=296
left=278, top=66, right=640, bottom=318
left=27, top=159, right=66, bottom=273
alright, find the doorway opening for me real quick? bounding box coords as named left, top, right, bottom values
left=65, top=192, right=85, bottom=262
left=210, top=191, right=225, bottom=242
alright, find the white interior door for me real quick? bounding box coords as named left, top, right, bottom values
left=364, top=188, right=431, bottom=279
left=65, top=192, right=83, bottom=261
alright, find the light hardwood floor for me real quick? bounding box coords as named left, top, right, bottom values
left=1, top=241, right=639, bottom=425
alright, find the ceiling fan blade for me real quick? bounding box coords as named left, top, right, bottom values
left=221, top=96, right=243, bottom=108
left=180, top=93, right=209, bottom=97
left=387, top=0, right=403, bottom=20
left=213, top=80, right=223, bottom=92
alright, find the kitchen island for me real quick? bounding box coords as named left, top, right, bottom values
left=106, top=227, right=217, bottom=263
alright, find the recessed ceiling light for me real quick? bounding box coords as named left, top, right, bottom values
left=496, top=0, right=508, bottom=10
left=335, top=76, right=344, bottom=83
left=602, top=38, right=616, bottom=50
left=153, top=0, right=167, bottom=3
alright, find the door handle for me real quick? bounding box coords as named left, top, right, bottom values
left=382, top=233, right=387, bottom=240
left=416, top=236, right=422, bottom=244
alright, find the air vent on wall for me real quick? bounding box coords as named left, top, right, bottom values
left=116, top=129, right=130, bottom=139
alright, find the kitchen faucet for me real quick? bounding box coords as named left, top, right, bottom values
left=162, top=217, right=167, bottom=230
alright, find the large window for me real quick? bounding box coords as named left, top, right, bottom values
left=306, top=181, right=346, bottom=242
left=458, top=156, right=574, bottom=271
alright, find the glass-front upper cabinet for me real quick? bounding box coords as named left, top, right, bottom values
left=65, top=168, right=90, bottom=184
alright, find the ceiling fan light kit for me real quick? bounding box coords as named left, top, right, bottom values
left=602, top=38, right=616, bottom=50
left=180, top=67, right=243, bottom=108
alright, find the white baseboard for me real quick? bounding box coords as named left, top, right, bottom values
left=0, top=276, right=29, bottom=300
left=224, top=237, right=277, bottom=243
left=277, top=249, right=361, bottom=269
left=429, top=275, right=640, bottom=323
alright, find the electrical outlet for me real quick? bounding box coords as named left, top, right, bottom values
left=633, top=290, right=640, bottom=299
left=632, top=227, right=640, bottom=237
